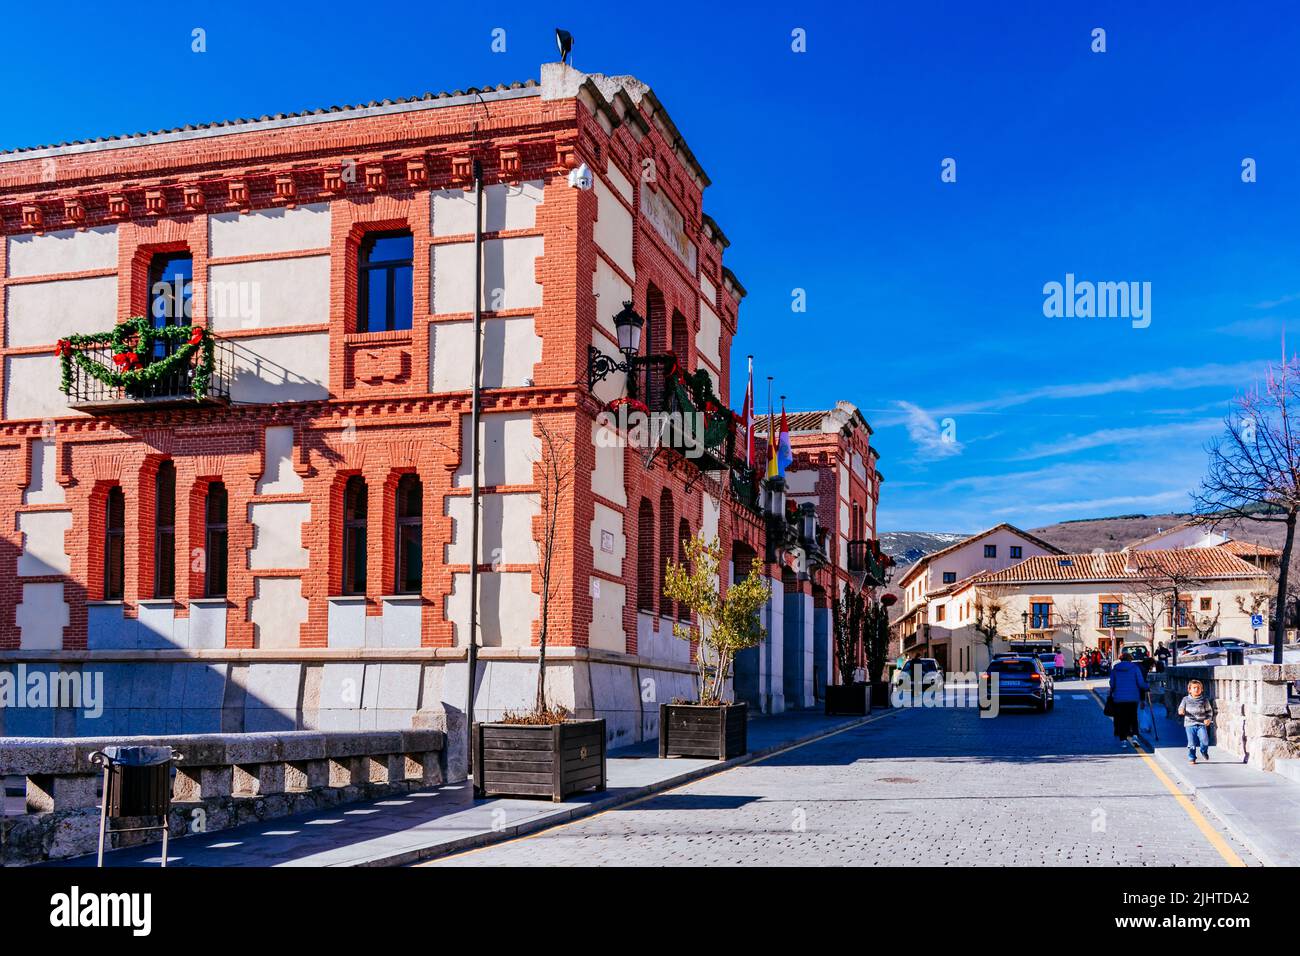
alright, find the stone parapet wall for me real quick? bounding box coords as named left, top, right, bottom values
left=0, top=727, right=447, bottom=866
left=1151, top=663, right=1300, bottom=771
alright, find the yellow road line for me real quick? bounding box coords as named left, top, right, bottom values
left=426, top=708, right=902, bottom=864
left=1087, top=688, right=1245, bottom=867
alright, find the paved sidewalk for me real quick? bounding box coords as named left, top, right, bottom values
left=49, top=709, right=886, bottom=868
left=1145, top=703, right=1300, bottom=867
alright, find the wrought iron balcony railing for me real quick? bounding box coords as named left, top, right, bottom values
left=848, top=539, right=889, bottom=587
left=63, top=336, right=233, bottom=411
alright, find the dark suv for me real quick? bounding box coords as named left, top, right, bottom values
left=981, top=656, right=1054, bottom=713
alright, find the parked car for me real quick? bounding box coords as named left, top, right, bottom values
left=981, top=656, right=1054, bottom=713
left=892, top=657, right=943, bottom=692
left=1180, top=637, right=1265, bottom=661
left=1038, top=652, right=1064, bottom=678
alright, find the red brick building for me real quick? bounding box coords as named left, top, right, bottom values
left=0, top=63, right=882, bottom=744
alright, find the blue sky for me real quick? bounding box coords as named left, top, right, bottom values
left=5, top=2, right=1298, bottom=533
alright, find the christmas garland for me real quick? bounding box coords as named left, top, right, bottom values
left=56, top=316, right=214, bottom=401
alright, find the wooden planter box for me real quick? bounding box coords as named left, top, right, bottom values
left=870, top=681, right=891, bottom=709
left=824, top=683, right=870, bottom=716
left=473, top=718, right=606, bottom=802
left=659, top=702, right=747, bottom=760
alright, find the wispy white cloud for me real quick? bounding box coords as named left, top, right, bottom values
left=990, top=489, right=1192, bottom=516
left=1007, top=419, right=1223, bottom=461
left=895, top=400, right=963, bottom=461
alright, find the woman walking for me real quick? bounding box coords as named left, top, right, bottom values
left=1108, top=651, right=1148, bottom=744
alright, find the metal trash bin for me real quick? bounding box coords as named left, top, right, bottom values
left=89, top=746, right=182, bottom=868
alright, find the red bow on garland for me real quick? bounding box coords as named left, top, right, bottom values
left=54, top=339, right=72, bottom=358
left=189, top=327, right=204, bottom=346
left=112, top=351, right=142, bottom=371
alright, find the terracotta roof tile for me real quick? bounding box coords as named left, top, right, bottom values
left=1216, top=539, right=1282, bottom=558
left=979, top=547, right=1266, bottom=585
left=0, top=81, right=538, bottom=156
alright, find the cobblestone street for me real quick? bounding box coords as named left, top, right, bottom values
left=431, top=683, right=1258, bottom=866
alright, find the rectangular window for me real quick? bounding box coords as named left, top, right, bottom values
left=1031, top=601, right=1052, bottom=629
left=1010, top=545, right=1023, bottom=559
left=342, top=476, right=368, bottom=594
left=104, top=487, right=125, bottom=600
left=984, top=544, right=997, bottom=558
left=357, top=231, right=414, bottom=333
left=154, top=461, right=176, bottom=598
left=205, top=482, right=228, bottom=598
left=1199, top=597, right=1212, bottom=611
left=1100, top=601, right=1121, bottom=627
left=942, top=571, right=956, bottom=584
left=394, top=475, right=423, bottom=594
left=936, top=605, right=945, bottom=622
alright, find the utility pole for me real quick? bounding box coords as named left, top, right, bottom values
left=464, top=159, right=484, bottom=764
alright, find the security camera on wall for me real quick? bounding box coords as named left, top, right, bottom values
left=568, top=162, right=593, bottom=190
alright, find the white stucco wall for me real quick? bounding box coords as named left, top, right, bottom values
left=248, top=501, right=311, bottom=570
left=6, top=275, right=118, bottom=345
left=16, top=510, right=72, bottom=576
left=429, top=236, right=543, bottom=314
left=4, top=354, right=81, bottom=421
left=593, top=175, right=634, bottom=279
left=696, top=298, right=721, bottom=369
left=429, top=316, right=542, bottom=391
left=24, top=440, right=64, bottom=505
left=453, top=411, right=537, bottom=488
left=16, top=583, right=67, bottom=649
left=445, top=492, right=539, bottom=565
left=446, top=571, right=539, bottom=647
left=430, top=181, right=544, bottom=236
left=589, top=577, right=627, bottom=652
left=208, top=203, right=331, bottom=258
left=230, top=332, right=329, bottom=404
left=207, top=256, right=330, bottom=331
left=6, top=226, right=118, bottom=278
left=249, top=576, right=307, bottom=648
left=593, top=257, right=632, bottom=337
left=257, top=426, right=304, bottom=494
left=591, top=421, right=626, bottom=506
left=590, top=501, right=626, bottom=578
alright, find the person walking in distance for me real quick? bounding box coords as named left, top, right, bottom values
left=1178, top=679, right=1214, bottom=764
left=1108, top=651, right=1148, bottom=745
left=1077, top=652, right=1089, bottom=681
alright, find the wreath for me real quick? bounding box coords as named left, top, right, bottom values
left=56, top=316, right=214, bottom=401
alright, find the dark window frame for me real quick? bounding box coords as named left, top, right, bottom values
left=154, top=461, right=176, bottom=598
left=204, top=482, right=229, bottom=598
left=342, top=476, right=368, bottom=595
left=394, top=474, right=423, bottom=594
left=1009, top=545, right=1023, bottom=559
left=104, top=486, right=126, bottom=601
left=356, top=230, right=414, bottom=333
left=984, top=544, right=997, bottom=558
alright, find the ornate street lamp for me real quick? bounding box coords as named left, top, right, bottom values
left=798, top=501, right=817, bottom=544
left=587, top=301, right=644, bottom=392
left=1022, top=610, right=1029, bottom=638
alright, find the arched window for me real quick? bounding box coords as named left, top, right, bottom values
left=104, top=487, right=125, bottom=600
left=342, top=476, right=368, bottom=594
left=154, top=461, right=176, bottom=598
left=637, top=498, right=655, bottom=611
left=204, top=482, right=228, bottom=598
left=357, top=231, right=414, bottom=332
left=671, top=310, right=689, bottom=370
left=659, top=488, right=675, bottom=617
left=394, top=474, right=423, bottom=594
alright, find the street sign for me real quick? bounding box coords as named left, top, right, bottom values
left=1251, top=614, right=1264, bottom=629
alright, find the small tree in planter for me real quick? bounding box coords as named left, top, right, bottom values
left=659, top=534, right=770, bottom=758
left=826, top=588, right=869, bottom=715
left=864, top=595, right=893, bottom=707
left=472, top=422, right=607, bottom=802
